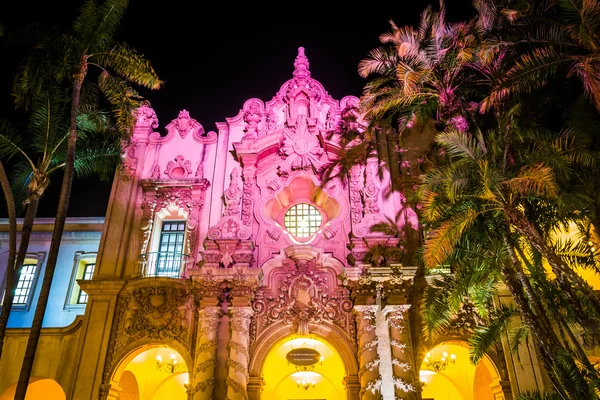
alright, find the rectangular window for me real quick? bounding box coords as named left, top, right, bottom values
left=65, top=252, right=97, bottom=308
left=76, top=263, right=95, bottom=304
left=14, top=264, right=37, bottom=305
left=156, top=221, right=185, bottom=277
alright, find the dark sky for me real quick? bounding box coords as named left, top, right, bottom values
left=0, top=0, right=474, bottom=218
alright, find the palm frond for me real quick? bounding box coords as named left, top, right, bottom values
left=95, top=42, right=162, bottom=89
left=423, top=208, right=479, bottom=268
left=97, top=70, right=141, bottom=134
left=436, top=129, right=485, bottom=161
left=504, top=164, right=558, bottom=198
left=0, top=120, right=26, bottom=160
left=468, top=304, right=517, bottom=364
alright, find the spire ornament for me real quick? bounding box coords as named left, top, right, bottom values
left=293, top=47, right=311, bottom=80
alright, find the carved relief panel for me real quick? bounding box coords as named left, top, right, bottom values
left=251, top=259, right=355, bottom=345
left=102, top=281, right=195, bottom=383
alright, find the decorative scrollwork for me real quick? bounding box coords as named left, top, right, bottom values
left=253, top=264, right=354, bottom=337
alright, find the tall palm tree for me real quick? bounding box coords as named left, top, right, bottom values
left=0, top=89, right=119, bottom=361
left=418, top=113, right=600, bottom=397
left=11, top=0, right=162, bottom=397
left=359, top=2, right=481, bottom=134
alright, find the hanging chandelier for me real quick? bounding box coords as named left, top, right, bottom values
left=156, top=352, right=186, bottom=374
left=297, top=377, right=316, bottom=390
left=423, top=351, right=456, bottom=372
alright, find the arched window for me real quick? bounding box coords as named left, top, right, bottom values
left=284, top=203, right=322, bottom=238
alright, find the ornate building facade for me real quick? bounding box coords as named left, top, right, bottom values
left=0, top=48, right=559, bottom=400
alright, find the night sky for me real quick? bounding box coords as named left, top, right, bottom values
left=0, top=0, right=474, bottom=218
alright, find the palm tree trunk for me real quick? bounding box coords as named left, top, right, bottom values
left=0, top=193, right=40, bottom=361
left=499, top=262, right=573, bottom=397
left=0, top=161, right=17, bottom=360
left=505, top=206, right=600, bottom=316
left=14, top=72, right=84, bottom=400
left=505, top=235, right=557, bottom=336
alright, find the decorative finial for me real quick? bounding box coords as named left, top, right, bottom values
left=293, top=46, right=310, bottom=80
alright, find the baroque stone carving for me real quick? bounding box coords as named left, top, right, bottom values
left=119, top=146, right=138, bottom=181
left=102, top=283, right=193, bottom=384
left=241, top=167, right=254, bottom=226
left=126, top=286, right=191, bottom=341
left=174, top=109, right=193, bottom=139
left=280, top=114, right=324, bottom=171
left=135, top=101, right=159, bottom=129
left=164, top=155, right=193, bottom=179
left=446, top=301, right=482, bottom=337
left=349, top=165, right=364, bottom=225
left=362, top=164, right=380, bottom=214
left=243, top=101, right=262, bottom=139
left=150, top=164, right=161, bottom=179
left=139, top=182, right=209, bottom=259
left=252, top=262, right=353, bottom=337
left=224, top=168, right=243, bottom=217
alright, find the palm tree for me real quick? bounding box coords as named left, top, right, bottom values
left=11, top=0, right=162, bottom=397
left=0, top=89, right=119, bottom=361
left=359, top=2, right=481, bottom=134
left=418, top=112, right=600, bottom=397
left=481, top=0, right=600, bottom=113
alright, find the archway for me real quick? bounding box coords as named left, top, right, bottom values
left=110, top=345, right=189, bottom=400
left=118, top=371, right=140, bottom=400
left=0, top=377, right=66, bottom=400
left=419, top=342, right=501, bottom=400
left=261, top=335, right=347, bottom=400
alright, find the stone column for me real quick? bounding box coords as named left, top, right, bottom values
left=387, top=305, right=416, bottom=399
left=191, top=307, right=223, bottom=400
left=226, top=307, right=253, bottom=400
left=354, top=305, right=380, bottom=399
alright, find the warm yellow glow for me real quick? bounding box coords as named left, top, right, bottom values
left=114, top=346, right=188, bottom=400
left=421, top=343, right=496, bottom=400
left=540, top=221, right=600, bottom=289
left=262, top=336, right=345, bottom=399
left=0, top=378, right=66, bottom=400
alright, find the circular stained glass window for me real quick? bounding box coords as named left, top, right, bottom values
left=284, top=203, right=322, bottom=238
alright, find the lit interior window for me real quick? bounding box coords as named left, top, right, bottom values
left=284, top=203, right=322, bottom=238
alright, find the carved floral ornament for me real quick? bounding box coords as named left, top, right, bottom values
left=164, top=155, right=193, bottom=179
left=280, top=114, right=324, bottom=171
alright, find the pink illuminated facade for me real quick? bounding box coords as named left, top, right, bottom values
left=0, top=48, right=542, bottom=400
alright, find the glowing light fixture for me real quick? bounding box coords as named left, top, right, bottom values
left=423, top=350, right=456, bottom=372
left=297, top=377, right=316, bottom=390
left=156, top=352, right=186, bottom=374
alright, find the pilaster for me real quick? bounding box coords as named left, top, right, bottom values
left=343, top=375, right=361, bottom=400
left=69, top=280, right=125, bottom=400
